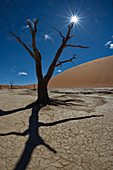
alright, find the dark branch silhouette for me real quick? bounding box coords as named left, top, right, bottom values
left=1, top=16, right=90, bottom=169
left=56, top=55, right=77, bottom=67
left=52, top=26, right=65, bottom=41
left=0, top=130, right=29, bottom=136
left=0, top=105, right=56, bottom=170
left=0, top=100, right=104, bottom=170
left=0, top=98, right=84, bottom=116
left=0, top=105, right=31, bottom=116
left=14, top=106, right=56, bottom=170
left=10, top=17, right=89, bottom=104
left=40, top=115, right=104, bottom=127
left=65, top=44, right=89, bottom=49
left=9, top=32, right=35, bottom=59
left=0, top=115, right=104, bottom=136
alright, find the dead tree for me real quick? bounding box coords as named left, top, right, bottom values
left=10, top=80, right=14, bottom=89
left=9, top=17, right=89, bottom=104
left=33, top=84, right=36, bottom=90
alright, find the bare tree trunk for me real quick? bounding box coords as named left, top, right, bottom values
left=35, top=61, right=49, bottom=104
left=37, top=79, right=49, bottom=104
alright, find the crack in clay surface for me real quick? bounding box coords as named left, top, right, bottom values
left=0, top=88, right=113, bottom=170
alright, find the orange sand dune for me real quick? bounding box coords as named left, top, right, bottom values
left=48, top=55, right=113, bottom=88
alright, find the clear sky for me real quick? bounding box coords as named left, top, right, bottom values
left=0, top=0, right=113, bottom=85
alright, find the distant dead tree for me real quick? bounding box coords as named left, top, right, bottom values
left=0, top=85, right=2, bottom=89
left=10, top=80, right=14, bottom=89
left=33, top=84, right=36, bottom=90
left=10, top=17, right=89, bottom=104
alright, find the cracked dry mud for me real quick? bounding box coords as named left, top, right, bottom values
left=0, top=88, right=113, bottom=170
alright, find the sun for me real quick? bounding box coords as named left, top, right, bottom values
left=56, top=3, right=86, bottom=32
left=71, top=15, right=78, bottom=23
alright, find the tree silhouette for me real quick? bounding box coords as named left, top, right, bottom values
left=10, top=80, right=14, bottom=89
left=33, top=84, right=36, bottom=90
left=10, top=17, right=89, bottom=104
left=0, top=104, right=103, bottom=170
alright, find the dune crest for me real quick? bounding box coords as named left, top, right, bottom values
left=48, top=55, right=113, bottom=88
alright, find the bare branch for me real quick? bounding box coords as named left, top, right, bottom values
left=33, top=17, right=39, bottom=33
left=65, top=44, right=89, bottom=49
left=29, top=44, right=32, bottom=48
left=26, top=17, right=39, bottom=34
left=44, top=23, right=75, bottom=83
left=68, top=35, right=75, bottom=40
left=55, top=55, right=77, bottom=67
left=53, top=27, right=65, bottom=41
left=9, top=17, right=43, bottom=83
left=26, top=18, right=39, bottom=54
left=25, top=19, right=33, bottom=32
left=66, top=23, right=74, bottom=39
left=9, top=32, right=36, bottom=60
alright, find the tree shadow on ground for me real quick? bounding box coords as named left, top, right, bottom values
left=0, top=100, right=104, bottom=170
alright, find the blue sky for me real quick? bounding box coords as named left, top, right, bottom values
left=0, top=0, right=113, bottom=85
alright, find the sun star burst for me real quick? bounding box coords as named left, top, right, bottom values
left=71, top=15, right=78, bottom=23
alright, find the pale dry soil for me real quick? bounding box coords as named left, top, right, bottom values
left=0, top=88, right=113, bottom=170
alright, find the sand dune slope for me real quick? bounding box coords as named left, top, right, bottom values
left=48, top=55, right=113, bottom=88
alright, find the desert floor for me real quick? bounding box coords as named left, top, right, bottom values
left=0, top=88, right=113, bottom=170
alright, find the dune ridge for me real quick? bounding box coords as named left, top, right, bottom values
left=48, top=55, right=113, bottom=88
left=1, top=56, right=113, bottom=89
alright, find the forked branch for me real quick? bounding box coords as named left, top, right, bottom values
left=55, top=55, right=77, bottom=67
left=25, top=17, right=39, bottom=34
left=25, top=20, right=33, bottom=32
left=66, top=24, right=74, bottom=40
left=33, top=17, right=39, bottom=33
